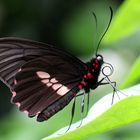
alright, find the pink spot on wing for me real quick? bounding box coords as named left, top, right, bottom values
left=23, top=110, right=29, bottom=115
left=52, top=84, right=62, bottom=90
left=15, top=102, right=21, bottom=107
left=57, top=86, right=69, bottom=96
left=41, top=79, right=49, bottom=84
left=92, top=69, right=94, bottom=72
left=12, top=91, right=16, bottom=97
left=50, top=78, right=58, bottom=83
left=47, top=83, right=52, bottom=87
left=18, top=68, right=21, bottom=72
left=36, top=71, right=50, bottom=79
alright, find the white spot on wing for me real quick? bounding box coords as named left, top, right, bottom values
left=36, top=71, right=50, bottom=79
left=57, top=86, right=70, bottom=96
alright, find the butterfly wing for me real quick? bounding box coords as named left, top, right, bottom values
left=0, top=37, right=85, bottom=89
left=12, top=56, right=84, bottom=120
left=0, top=37, right=87, bottom=121
left=37, top=86, right=79, bottom=122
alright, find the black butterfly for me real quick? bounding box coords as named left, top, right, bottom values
left=0, top=8, right=114, bottom=127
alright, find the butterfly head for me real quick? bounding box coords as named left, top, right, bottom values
left=91, top=54, right=104, bottom=69
left=96, top=54, right=103, bottom=65
left=95, top=54, right=114, bottom=77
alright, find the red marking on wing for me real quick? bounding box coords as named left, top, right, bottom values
left=15, top=102, right=21, bottom=107
left=12, top=91, right=16, bottom=97
left=23, top=110, right=29, bottom=115
left=14, top=79, right=17, bottom=85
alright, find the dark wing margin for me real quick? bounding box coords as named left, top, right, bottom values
left=12, top=56, right=83, bottom=120
left=0, top=37, right=86, bottom=89
left=37, top=87, right=79, bottom=122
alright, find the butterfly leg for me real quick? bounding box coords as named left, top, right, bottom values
left=75, top=91, right=90, bottom=117
left=64, top=96, right=76, bottom=133
left=85, top=92, right=90, bottom=117
left=98, top=77, right=121, bottom=105
left=78, top=92, right=90, bottom=126
left=77, top=92, right=86, bottom=128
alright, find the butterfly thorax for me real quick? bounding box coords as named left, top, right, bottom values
left=78, top=55, right=103, bottom=93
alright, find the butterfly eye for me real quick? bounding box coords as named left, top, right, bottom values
left=96, top=54, right=103, bottom=62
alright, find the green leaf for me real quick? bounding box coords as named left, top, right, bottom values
left=104, top=0, right=140, bottom=44
left=42, top=84, right=140, bottom=140
left=120, top=56, right=140, bottom=89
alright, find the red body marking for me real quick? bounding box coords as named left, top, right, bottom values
left=84, top=75, right=87, bottom=79
left=81, top=81, right=87, bottom=86
left=87, top=72, right=93, bottom=79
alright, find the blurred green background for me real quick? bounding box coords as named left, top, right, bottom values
left=0, top=0, right=140, bottom=140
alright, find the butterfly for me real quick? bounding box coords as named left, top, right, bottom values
left=0, top=7, right=114, bottom=126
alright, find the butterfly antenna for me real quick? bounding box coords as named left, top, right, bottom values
left=95, top=7, right=113, bottom=56
left=91, top=11, right=98, bottom=54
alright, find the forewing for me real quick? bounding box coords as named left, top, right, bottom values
left=12, top=56, right=84, bottom=118
left=0, top=37, right=85, bottom=89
